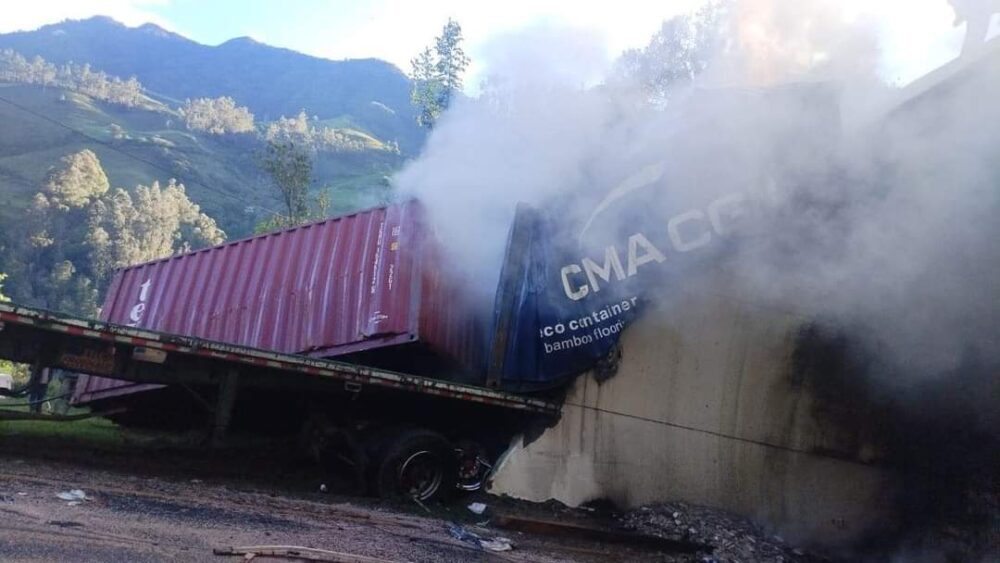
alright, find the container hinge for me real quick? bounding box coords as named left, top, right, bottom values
left=344, top=381, right=363, bottom=394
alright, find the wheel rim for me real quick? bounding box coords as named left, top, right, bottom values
left=455, top=446, right=491, bottom=492
left=398, top=450, right=444, bottom=501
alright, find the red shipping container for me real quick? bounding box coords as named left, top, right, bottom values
left=73, top=201, right=484, bottom=404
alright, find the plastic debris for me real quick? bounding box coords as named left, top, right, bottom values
left=479, top=537, right=514, bottom=552
left=446, top=523, right=514, bottom=552
left=467, top=502, right=487, bottom=515
left=56, top=489, right=88, bottom=502
left=446, top=522, right=481, bottom=545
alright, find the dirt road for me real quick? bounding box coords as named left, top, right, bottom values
left=0, top=430, right=671, bottom=562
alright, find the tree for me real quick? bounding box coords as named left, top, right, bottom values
left=5, top=150, right=225, bottom=315
left=259, top=141, right=313, bottom=226
left=41, top=149, right=110, bottom=210
left=410, top=19, right=470, bottom=128
left=612, top=1, right=729, bottom=105
left=181, top=97, right=256, bottom=135
left=0, top=49, right=146, bottom=107
left=87, top=180, right=225, bottom=282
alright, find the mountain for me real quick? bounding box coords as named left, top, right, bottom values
left=0, top=16, right=424, bottom=153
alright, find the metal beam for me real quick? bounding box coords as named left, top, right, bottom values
left=210, top=369, right=240, bottom=447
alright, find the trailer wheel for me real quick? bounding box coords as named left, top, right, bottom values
left=371, top=429, right=455, bottom=502
left=454, top=439, right=492, bottom=493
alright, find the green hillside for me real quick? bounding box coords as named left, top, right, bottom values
left=0, top=82, right=404, bottom=238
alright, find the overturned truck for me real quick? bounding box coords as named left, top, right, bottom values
left=0, top=201, right=570, bottom=502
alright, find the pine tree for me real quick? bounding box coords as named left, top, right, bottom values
left=410, top=19, right=470, bottom=128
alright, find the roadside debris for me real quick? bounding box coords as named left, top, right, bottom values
left=479, top=537, right=514, bottom=552
left=620, top=502, right=821, bottom=562
left=46, top=520, right=84, bottom=528
left=467, top=501, right=488, bottom=515
left=214, top=545, right=397, bottom=562
left=445, top=522, right=515, bottom=552
left=56, top=489, right=89, bottom=503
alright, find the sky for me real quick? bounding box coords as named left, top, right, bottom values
left=1, top=0, right=997, bottom=89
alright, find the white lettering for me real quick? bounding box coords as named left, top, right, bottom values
left=139, top=279, right=152, bottom=301
left=561, top=264, right=589, bottom=301
left=582, top=247, right=626, bottom=294
left=668, top=210, right=711, bottom=252
left=708, top=194, right=746, bottom=235
left=129, top=302, right=146, bottom=323
left=627, top=233, right=665, bottom=276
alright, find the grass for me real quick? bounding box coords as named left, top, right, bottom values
left=0, top=414, right=128, bottom=449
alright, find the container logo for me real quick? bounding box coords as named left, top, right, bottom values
left=126, top=279, right=153, bottom=327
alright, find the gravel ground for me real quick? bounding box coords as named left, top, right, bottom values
left=0, top=433, right=684, bottom=562
left=619, top=502, right=827, bottom=563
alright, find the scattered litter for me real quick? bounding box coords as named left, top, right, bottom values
left=447, top=522, right=482, bottom=545
left=16, top=492, right=27, bottom=496
left=67, top=501, right=82, bottom=507
left=467, top=502, right=487, bottom=515
left=56, top=489, right=89, bottom=502
left=190, top=479, right=202, bottom=484
left=446, top=523, right=515, bottom=552
left=479, top=537, right=513, bottom=552
left=318, top=483, right=328, bottom=493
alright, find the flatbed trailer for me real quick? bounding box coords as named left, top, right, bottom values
left=0, top=301, right=561, bottom=500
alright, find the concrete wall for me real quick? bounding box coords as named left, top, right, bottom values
left=491, top=289, right=896, bottom=546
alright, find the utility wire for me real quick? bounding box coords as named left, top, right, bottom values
left=0, top=93, right=283, bottom=216
left=562, top=400, right=874, bottom=467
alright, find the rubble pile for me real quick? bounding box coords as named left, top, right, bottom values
left=620, top=502, right=823, bottom=563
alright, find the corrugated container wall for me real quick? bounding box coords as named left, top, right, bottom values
left=74, top=201, right=484, bottom=404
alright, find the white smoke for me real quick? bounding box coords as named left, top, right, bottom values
left=395, top=0, right=999, bottom=380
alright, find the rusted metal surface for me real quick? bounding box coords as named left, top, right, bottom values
left=74, top=201, right=484, bottom=404
left=0, top=302, right=559, bottom=415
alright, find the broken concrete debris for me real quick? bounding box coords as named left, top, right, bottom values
left=620, top=502, right=823, bottom=563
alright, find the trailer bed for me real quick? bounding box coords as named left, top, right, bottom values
left=0, top=302, right=559, bottom=416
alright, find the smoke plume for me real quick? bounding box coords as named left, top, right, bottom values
left=396, top=0, right=998, bottom=387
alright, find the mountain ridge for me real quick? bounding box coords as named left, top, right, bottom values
left=0, top=16, right=424, bottom=152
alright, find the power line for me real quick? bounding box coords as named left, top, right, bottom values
left=562, top=400, right=874, bottom=467
left=0, top=93, right=282, bottom=216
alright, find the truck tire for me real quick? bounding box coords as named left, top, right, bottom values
left=371, top=428, right=456, bottom=502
